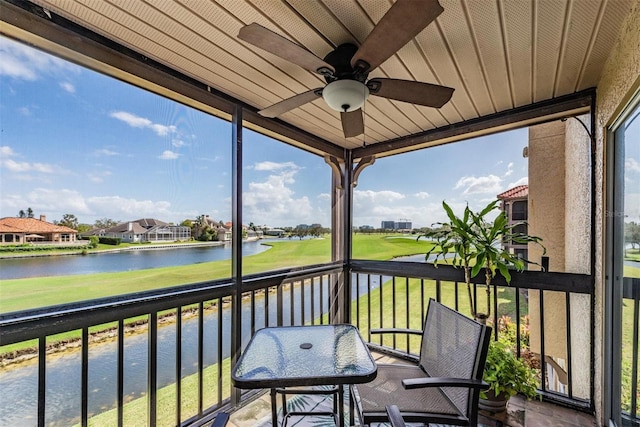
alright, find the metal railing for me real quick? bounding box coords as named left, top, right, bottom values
left=622, top=276, right=640, bottom=425
left=1, top=260, right=616, bottom=425
left=0, top=263, right=342, bottom=427
left=350, top=260, right=595, bottom=412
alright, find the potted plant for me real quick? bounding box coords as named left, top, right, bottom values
left=480, top=338, right=539, bottom=412
left=419, top=199, right=545, bottom=321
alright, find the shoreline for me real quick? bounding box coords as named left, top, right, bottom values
left=0, top=284, right=282, bottom=368
left=0, top=239, right=264, bottom=260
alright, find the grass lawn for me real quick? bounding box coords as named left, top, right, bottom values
left=625, top=248, right=640, bottom=262
left=0, top=234, right=433, bottom=314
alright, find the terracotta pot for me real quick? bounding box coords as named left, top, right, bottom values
left=478, top=389, right=510, bottom=413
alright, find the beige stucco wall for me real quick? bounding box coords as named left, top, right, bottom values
left=528, top=120, right=566, bottom=272
left=527, top=113, right=594, bottom=400
left=564, top=114, right=593, bottom=400
left=594, top=0, right=640, bottom=424
left=527, top=121, right=569, bottom=382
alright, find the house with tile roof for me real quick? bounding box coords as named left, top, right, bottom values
left=83, top=218, right=191, bottom=243
left=0, top=215, right=78, bottom=244
left=497, top=185, right=529, bottom=260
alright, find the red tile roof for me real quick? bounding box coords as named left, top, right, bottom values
left=0, top=217, right=77, bottom=233
left=497, top=185, right=528, bottom=200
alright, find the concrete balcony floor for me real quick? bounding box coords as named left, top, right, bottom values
left=227, top=351, right=596, bottom=427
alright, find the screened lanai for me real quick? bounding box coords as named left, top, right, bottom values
left=1, top=1, right=639, bottom=426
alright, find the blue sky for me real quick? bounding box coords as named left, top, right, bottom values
left=1, top=36, right=530, bottom=229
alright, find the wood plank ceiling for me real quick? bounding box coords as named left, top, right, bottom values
left=29, top=0, right=633, bottom=150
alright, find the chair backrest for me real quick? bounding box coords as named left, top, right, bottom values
left=419, top=299, right=491, bottom=417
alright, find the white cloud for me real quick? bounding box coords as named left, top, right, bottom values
left=507, top=176, right=528, bottom=188
left=59, top=82, right=75, bottom=93
left=159, top=150, right=180, bottom=160
left=243, top=165, right=316, bottom=226
left=172, top=139, right=187, bottom=148
left=2, top=158, right=56, bottom=174
left=252, top=161, right=300, bottom=172
left=626, top=158, right=640, bottom=173
left=18, top=107, right=31, bottom=116
left=94, top=148, right=120, bottom=156
left=0, top=186, right=199, bottom=223
left=87, top=171, right=112, bottom=184
left=454, top=175, right=502, bottom=195
left=504, top=162, right=514, bottom=177
left=109, top=111, right=176, bottom=136
left=0, top=146, right=16, bottom=157
left=0, top=37, right=79, bottom=81
left=414, top=191, right=430, bottom=199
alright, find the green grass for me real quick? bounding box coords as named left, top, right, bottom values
left=625, top=248, right=640, bottom=262
left=0, top=234, right=433, bottom=314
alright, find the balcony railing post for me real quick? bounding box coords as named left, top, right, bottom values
left=230, top=103, right=243, bottom=406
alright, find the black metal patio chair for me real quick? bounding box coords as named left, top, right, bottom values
left=351, top=299, right=491, bottom=426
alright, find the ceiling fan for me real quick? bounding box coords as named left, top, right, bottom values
left=238, top=0, right=454, bottom=138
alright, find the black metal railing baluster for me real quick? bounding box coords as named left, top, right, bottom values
left=176, top=307, right=182, bottom=426
left=149, top=312, right=158, bottom=426
left=197, top=302, right=204, bottom=414
left=218, top=297, right=224, bottom=406
left=38, top=336, right=45, bottom=427
left=117, top=319, right=124, bottom=427
left=81, top=326, right=89, bottom=427
left=632, top=296, right=639, bottom=419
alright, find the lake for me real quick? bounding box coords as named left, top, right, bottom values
left=0, top=240, right=275, bottom=280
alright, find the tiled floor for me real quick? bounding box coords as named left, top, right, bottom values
left=227, top=351, right=597, bottom=427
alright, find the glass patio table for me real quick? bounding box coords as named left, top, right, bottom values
left=231, top=324, right=377, bottom=427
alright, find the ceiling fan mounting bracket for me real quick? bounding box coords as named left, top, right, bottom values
left=366, top=80, right=382, bottom=94
left=322, top=43, right=369, bottom=84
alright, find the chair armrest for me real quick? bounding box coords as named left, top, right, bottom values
left=385, top=405, right=406, bottom=427
left=370, top=328, right=423, bottom=336
left=402, top=377, right=489, bottom=391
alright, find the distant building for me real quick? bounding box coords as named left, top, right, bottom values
left=381, top=220, right=413, bottom=231
left=381, top=221, right=395, bottom=230
left=497, top=185, right=529, bottom=260
left=83, top=218, right=190, bottom=243
left=264, top=228, right=285, bottom=237
left=0, top=215, right=78, bottom=244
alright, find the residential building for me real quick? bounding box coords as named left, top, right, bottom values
left=497, top=185, right=529, bottom=260
left=84, top=218, right=190, bottom=243
left=0, top=215, right=77, bottom=244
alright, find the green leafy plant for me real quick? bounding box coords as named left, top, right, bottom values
left=483, top=339, right=539, bottom=400
left=419, top=200, right=545, bottom=319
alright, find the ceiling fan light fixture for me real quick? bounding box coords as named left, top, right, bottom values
left=322, top=79, right=369, bottom=112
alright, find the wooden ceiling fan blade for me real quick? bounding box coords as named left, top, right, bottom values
left=341, top=109, right=364, bottom=138
left=258, top=89, right=323, bottom=117
left=369, top=78, right=454, bottom=108
left=239, top=23, right=335, bottom=75
left=351, top=0, right=444, bottom=72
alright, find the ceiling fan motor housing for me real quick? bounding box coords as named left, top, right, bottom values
left=322, top=43, right=368, bottom=83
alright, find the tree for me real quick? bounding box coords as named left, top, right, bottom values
left=26, top=207, right=34, bottom=218
left=77, top=223, right=93, bottom=233
left=56, top=214, right=79, bottom=230
left=625, top=221, right=640, bottom=254
left=94, top=218, right=119, bottom=229
left=18, top=210, right=26, bottom=218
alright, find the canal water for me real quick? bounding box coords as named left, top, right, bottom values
left=0, top=240, right=274, bottom=280
left=0, top=275, right=383, bottom=427
left=0, top=242, right=386, bottom=427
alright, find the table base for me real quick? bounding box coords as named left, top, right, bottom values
left=271, top=385, right=345, bottom=427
